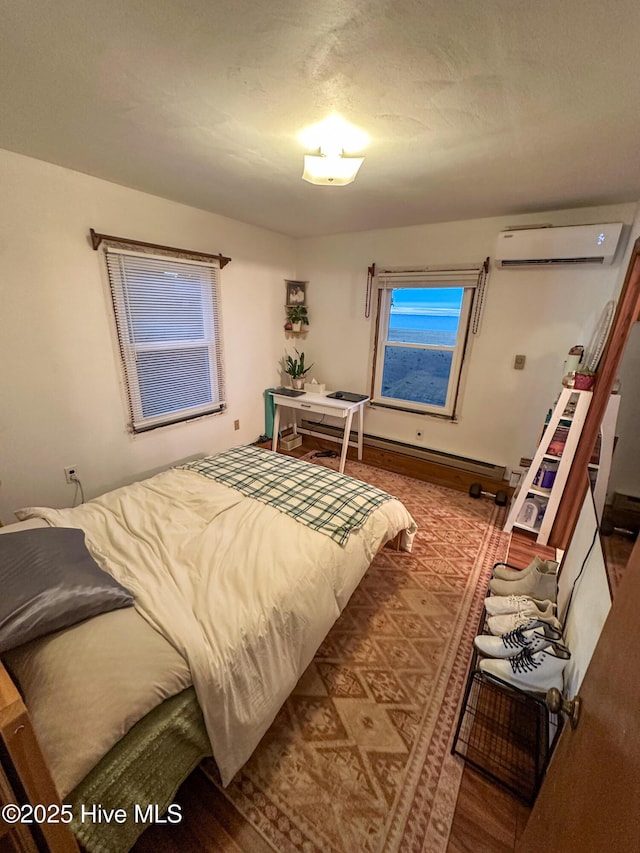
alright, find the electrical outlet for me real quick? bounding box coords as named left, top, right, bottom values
left=514, top=354, right=526, bottom=370
left=415, top=429, right=424, bottom=441
left=509, top=469, right=523, bottom=488
left=233, top=419, right=240, bottom=431
left=64, top=466, right=78, bottom=484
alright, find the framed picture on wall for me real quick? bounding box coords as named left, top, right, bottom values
left=285, top=280, right=306, bottom=306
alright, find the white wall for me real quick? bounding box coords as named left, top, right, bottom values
left=0, top=149, right=295, bottom=522
left=1, top=147, right=636, bottom=523
left=296, top=203, right=637, bottom=474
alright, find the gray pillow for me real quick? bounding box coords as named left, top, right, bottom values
left=0, top=527, right=134, bottom=653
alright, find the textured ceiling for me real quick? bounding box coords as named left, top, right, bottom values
left=2, top=0, right=640, bottom=237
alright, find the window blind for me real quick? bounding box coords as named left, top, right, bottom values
left=105, top=247, right=226, bottom=433
left=376, top=265, right=483, bottom=288
left=376, top=260, right=489, bottom=335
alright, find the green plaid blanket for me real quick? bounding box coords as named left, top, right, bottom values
left=180, top=445, right=393, bottom=546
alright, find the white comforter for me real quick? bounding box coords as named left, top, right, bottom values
left=20, top=464, right=416, bottom=785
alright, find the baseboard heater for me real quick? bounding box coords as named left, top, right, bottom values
left=298, top=419, right=506, bottom=480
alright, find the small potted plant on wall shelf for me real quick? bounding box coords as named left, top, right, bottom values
left=283, top=349, right=314, bottom=389
left=286, top=305, right=309, bottom=333
left=573, top=367, right=596, bottom=390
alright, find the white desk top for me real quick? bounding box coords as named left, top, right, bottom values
left=271, top=390, right=369, bottom=412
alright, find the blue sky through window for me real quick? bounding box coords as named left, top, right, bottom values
left=388, top=287, right=462, bottom=346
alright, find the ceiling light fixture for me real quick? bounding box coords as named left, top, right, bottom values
left=299, top=115, right=368, bottom=186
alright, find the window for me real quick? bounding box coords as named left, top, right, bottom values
left=372, top=265, right=486, bottom=418
left=104, top=248, right=226, bottom=433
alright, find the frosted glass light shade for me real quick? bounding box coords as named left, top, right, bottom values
left=302, top=153, right=364, bottom=186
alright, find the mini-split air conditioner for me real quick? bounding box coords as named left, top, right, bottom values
left=495, top=222, right=624, bottom=268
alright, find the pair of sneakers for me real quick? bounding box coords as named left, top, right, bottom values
left=489, top=556, right=559, bottom=602
left=476, top=625, right=571, bottom=693
left=475, top=622, right=563, bottom=658
left=484, top=593, right=561, bottom=635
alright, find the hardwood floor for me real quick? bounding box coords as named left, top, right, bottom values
left=133, top=772, right=272, bottom=853
left=131, top=437, right=551, bottom=853
left=447, top=767, right=531, bottom=853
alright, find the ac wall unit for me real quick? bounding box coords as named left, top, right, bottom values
left=495, top=223, right=623, bottom=268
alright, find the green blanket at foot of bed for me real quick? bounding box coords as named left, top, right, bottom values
left=66, top=687, right=211, bottom=853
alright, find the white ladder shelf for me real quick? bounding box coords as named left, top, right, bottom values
left=505, top=389, right=620, bottom=545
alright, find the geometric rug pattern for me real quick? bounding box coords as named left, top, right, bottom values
left=201, top=456, right=508, bottom=852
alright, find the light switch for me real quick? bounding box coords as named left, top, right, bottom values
left=514, top=354, right=526, bottom=370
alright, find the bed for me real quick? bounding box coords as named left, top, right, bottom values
left=0, top=445, right=416, bottom=852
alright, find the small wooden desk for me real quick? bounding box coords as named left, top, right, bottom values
left=271, top=391, right=369, bottom=473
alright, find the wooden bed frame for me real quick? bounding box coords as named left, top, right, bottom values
left=0, top=662, right=78, bottom=852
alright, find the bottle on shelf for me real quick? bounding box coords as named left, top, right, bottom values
left=533, top=459, right=559, bottom=490
left=516, top=496, right=547, bottom=530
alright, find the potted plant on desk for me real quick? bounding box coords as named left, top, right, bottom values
left=283, top=349, right=314, bottom=389
left=286, top=305, right=309, bottom=333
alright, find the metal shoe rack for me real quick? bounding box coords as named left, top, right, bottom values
left=451, top=565, right=562, bottom=804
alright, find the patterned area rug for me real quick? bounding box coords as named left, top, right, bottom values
left=201, top=455, right=508, bottom=852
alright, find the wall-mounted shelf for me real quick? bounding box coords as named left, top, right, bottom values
left=284, top=280, right=309, bottom=336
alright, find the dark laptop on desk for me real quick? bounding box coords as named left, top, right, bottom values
left=272, top=387, right=306, bottom=397
left=326, top=391, right=369, bottom=402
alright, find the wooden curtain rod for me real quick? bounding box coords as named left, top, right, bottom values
left=89, top=228, right=232, bottom=268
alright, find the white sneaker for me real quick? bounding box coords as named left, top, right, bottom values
left=474, top=624, right=563, bottom=658
left=484, top=594, right=554, bottom=617
left=487, top=608, right=561, bottom=636
left=479, top=644, right=571, bottom=693
left=492, top=557, right=559, bottom=581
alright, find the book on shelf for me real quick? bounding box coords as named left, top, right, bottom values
left=545, top=425, right=601, bottom=464
left=546, top=425, right=569, bottom=457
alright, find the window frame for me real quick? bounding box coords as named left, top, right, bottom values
left=370, top=264, right=487, bottom=420
left=103, top=246, right=226, bottom=434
